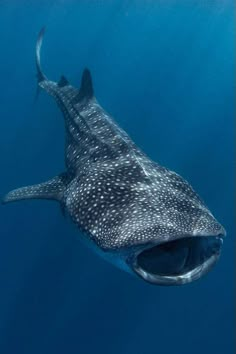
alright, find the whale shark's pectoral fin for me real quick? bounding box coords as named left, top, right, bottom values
left=2, top=173, right=68, bottom=204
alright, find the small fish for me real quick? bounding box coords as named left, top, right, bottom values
left=2, top=28, right=226, bottom=285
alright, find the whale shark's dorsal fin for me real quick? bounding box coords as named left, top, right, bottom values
left=2, top=174, right=69, bottom=204
left=73, top=68, right=94, bottom=103
left=80, top=69, right=94, bottom=99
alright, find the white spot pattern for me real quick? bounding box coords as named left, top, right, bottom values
left=37, top=78, right=223, bottom=251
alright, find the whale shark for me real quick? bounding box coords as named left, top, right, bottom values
left=2, top=28, right=226, bottom=285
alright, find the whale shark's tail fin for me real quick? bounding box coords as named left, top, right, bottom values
left=35, top=27, right=94, bottom=106
left=36, top=27, right=47, bottom=83
left=2, top=174, right=69, bottom=205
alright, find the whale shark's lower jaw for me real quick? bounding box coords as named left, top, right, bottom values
left=131, top=235, right=225, bottom=286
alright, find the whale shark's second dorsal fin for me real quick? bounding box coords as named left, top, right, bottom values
left=2, top=174, right=69, bottom=204
left=58, top=75, right=69, bottom=87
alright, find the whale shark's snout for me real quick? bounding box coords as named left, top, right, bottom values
left=128, top=226, right=226, bottom=286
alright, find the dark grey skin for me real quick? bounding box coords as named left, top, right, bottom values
left=3, top=28, right=226, bottom=285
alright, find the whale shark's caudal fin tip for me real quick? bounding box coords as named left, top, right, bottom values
left=36, top=26, right=47, bottom=83
left=2, top=174, right=68, bottom=205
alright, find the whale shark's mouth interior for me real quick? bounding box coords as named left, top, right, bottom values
left=134, top=236, right=223, bottom=285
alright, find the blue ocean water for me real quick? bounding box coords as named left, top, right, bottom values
left=0, top=1, right=234, bottom=354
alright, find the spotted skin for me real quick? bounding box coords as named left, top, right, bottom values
left=2, top=29, right=226, bottom=285
left=35, top=78, right=222, bottom=251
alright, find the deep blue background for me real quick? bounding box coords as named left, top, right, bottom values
left=0, top=1, right=234, bottom=354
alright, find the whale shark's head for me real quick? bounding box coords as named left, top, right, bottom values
left=123, top=210, right=226, bottom=286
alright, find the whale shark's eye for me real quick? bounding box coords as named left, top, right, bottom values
left=133, top=236, right=223, bottom=285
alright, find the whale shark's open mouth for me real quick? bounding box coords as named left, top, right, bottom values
left=133, top=236, right=223, bottom=285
